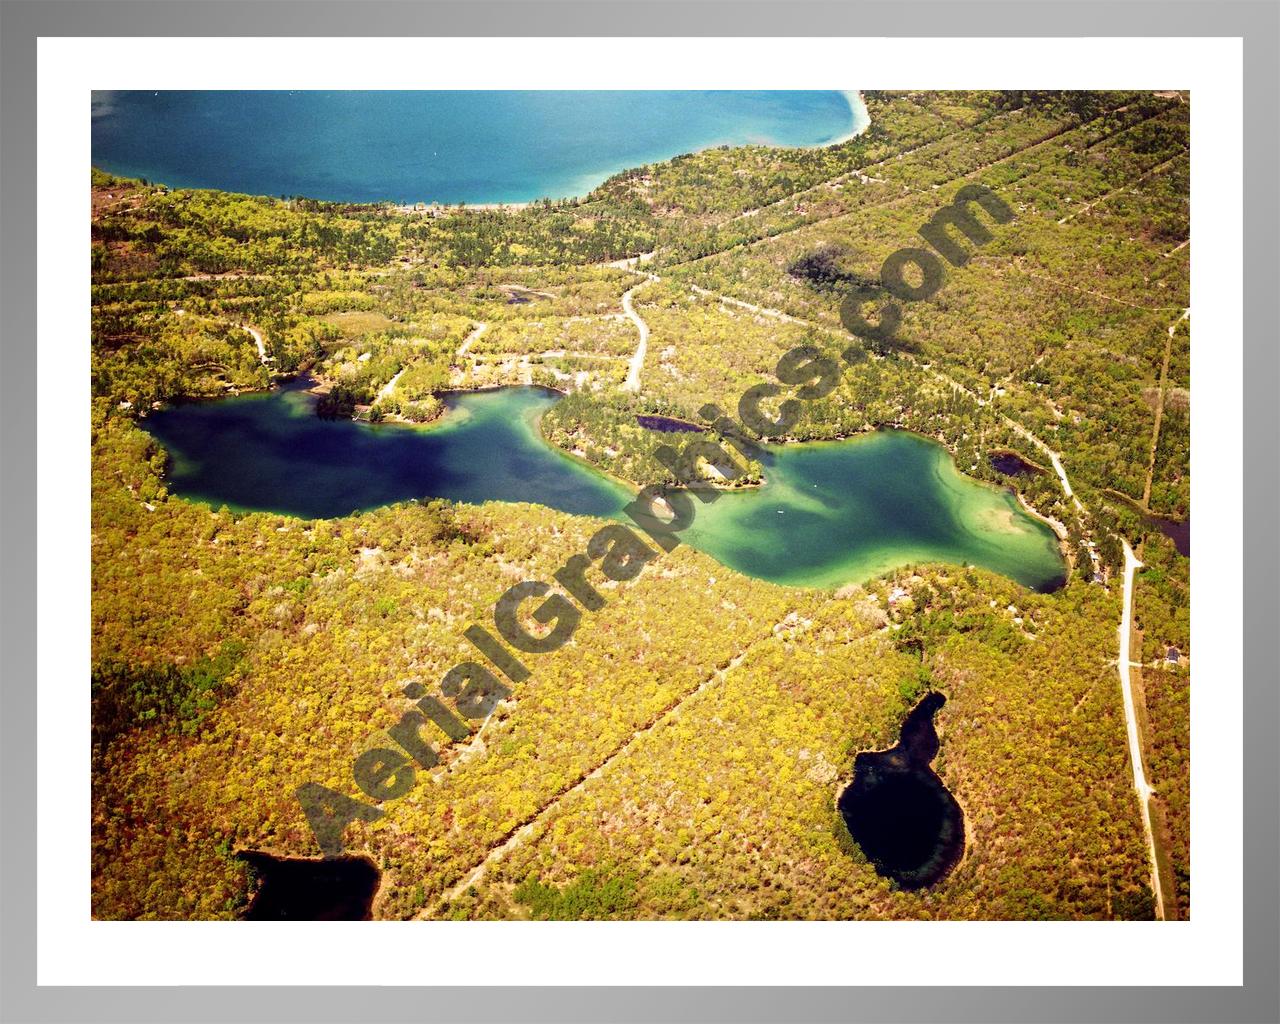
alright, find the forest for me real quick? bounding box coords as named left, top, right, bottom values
left=90, top=89, right=1190, bottom=922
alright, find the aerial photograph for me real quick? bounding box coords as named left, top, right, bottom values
left=89, top=89, right=1190, bottom=922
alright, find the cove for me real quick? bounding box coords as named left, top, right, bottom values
left=91, top=90, right=866, bottom=205
left=838, top=692, right=965, bottom=890
left=140, top=384, right=1066, bottom=592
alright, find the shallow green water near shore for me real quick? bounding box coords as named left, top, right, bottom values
left=682, top=431, right=1066, bottom=591
left=142, top=384, right=1065, bottom=592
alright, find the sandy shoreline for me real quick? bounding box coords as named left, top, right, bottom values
left=391, top=200, right=535, bottom=215
left=825, top=90, right=872, bottom=146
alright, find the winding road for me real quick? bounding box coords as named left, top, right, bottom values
left=620, top=282, right=653, bottom=392
left=377, top=320, right=492, bottom=403
left=240, top=323, right=271, bottom=366
left=375, top=367, right=405, bottom=404
left=457, top=321, right=487, bottom=359
left=1118, top=539, right=1166, bottom=920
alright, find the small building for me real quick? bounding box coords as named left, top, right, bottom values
left=1166, top=647, right=1181, bottom=664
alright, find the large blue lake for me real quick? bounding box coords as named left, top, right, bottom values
left=91, top=90, right=866, bottom=205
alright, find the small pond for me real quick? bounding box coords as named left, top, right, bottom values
left=635, top=414, right=705, bottom=434
left=1147, top=514, right=1190, bottom=557
left=238, top=850, right=380, bottom=920
left=838, top=692, right=965, bottom=890
left=988, top=449, right=1042, bottom=477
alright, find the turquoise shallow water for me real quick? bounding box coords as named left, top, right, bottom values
left=91, top=90, right=865, bottom=204
left=682, top=432, right=1066, bottom=591
left=141, top=384, right=1066, bottom=592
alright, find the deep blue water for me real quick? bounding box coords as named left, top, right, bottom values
left=144, top=382, right=632, bottom=521
left=91, top=90, right=865, bottom=205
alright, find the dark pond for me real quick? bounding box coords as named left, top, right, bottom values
left=635, top=414, right=705, bottom=433
left=238, top=850, right=379, bottom=920
left=988, top=449, right=1041, bottom=477
left=1148, top=514, right=1190, bottom=557
left=838, top=691, right=965, bottom=890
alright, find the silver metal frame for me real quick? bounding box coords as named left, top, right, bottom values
left=2, top=2, right=1275, bottom=1020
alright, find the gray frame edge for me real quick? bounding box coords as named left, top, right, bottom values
left=0, top=2, right=1275, bottom=1022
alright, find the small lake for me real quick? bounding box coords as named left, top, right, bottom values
left=838, top=692, right=965, bottom=890
left=238, top=850, right=379, bottom=920
left=988, top=449, right=1042, bottom=477
left=682, top=433, right=1065, bottom=592
left=141, top=384, right=1066, bottom=592
left=92, top=90, right=866, bottom=205
left=146, top=381, right=630, bottom=520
